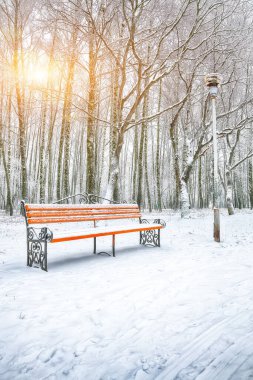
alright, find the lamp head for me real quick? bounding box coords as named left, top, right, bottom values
left=209, top=85, right=218, bottom=97
left=205, top=73, right=222, bottom=98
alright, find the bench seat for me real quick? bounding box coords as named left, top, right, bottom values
left=50, top=223, right=163, bottom=243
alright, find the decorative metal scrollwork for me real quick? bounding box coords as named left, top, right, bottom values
left=53, top=192, right=130, bottom=205
left=140, top=219, right=149, bottom=224
left=27, top=227, right=53, bottom=242
left=140, top=218, right=166, bottom=227
left=88, top=194, right=100, bottom=204
left=139, top=218, right=166, bottom=247
left=79, top=193, right=89, bottom=204
left=153, top=219, right=166, bottom=227
left=140, top=229, right=159, bottom=247
left=27, top=241, right=45, bottom=270
left=27, top=227, right=53, bottom=271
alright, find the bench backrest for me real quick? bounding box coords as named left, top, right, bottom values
left=22, top=203, right=141, bottom=225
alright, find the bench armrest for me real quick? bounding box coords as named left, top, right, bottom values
left=140, top=218, right=166, bottom=227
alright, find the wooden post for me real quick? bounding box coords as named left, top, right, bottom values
left=213, top=208, right=220, bottom=242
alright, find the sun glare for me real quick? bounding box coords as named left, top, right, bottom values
left=29, top=67, right=48, bottom=85
left=24, top=57, right=60, bottom=88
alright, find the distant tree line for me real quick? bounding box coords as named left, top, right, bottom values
left=0, top=0, right=253, bottom=216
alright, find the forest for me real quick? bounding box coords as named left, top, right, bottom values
left=0, top=0, right=253, bottom=216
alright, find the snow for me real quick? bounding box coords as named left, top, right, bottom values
left=0, top=209, right=253, bottom=380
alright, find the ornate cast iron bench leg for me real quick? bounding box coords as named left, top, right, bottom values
left=140, top=229, right=160, bottom=247
left=139, top=218, right=166, bottom=247
left=27, top=227, right=53, bottom=271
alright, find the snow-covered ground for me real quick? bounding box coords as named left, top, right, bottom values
left=0, top=209, right=253, bottom=380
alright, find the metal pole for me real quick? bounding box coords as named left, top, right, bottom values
left=211, top=97, right=220, bottom=242
left=212, top=97, right=218, bottom=206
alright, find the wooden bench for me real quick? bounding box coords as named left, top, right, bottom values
left=21, top=201, right=166, bottom=271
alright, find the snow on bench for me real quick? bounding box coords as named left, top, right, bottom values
left=21, top=201, right=166, bottom=271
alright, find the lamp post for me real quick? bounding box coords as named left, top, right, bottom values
left=205, top=73, right=222, bottom=242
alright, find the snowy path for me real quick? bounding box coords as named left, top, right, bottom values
left=0, top=209, right=253, bottom=379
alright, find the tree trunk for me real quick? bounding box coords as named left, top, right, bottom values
left=137, top=119, right=145, bottom=207
left=57, top=42, right=76, bottom=200
left=132, top=125, right=138, bottom=201
left=170, top=125, right=181, bottom=209
left=0, top=85, right=13, bottom=215
left=13, top=3, right=27, bottom=200
left=105, top=154, right=120, bottom=201
left=198, top=157, right=203, bottom=208
left=39, top=92, right=47, bottom=202
left=105, top=129, right=124, bottom=201
left=156, top=79, right=162, bottom=211
left=109, top=56, right=120, bottom=202
left=249, top=159, right=253, bottom=209
left=144, top=125, right=152, bottom=212
left=86, top=22, right=96, bottom=194
left=180, top=178, right=190, bottom=218
left=62, top=37, right=76, bottom=199
left=226, top=168, right=235, bottom=215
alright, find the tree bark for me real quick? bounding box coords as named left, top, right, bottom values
left=180, top=178, right=190, bottom=218
left=226, top=167, right=235, bottom=215
left=13, top=2, right=28, bottom=199
left=156, top=80, right=162, bottom=211
left=198, top=157, right=203, bottom=208
left=249, top=160, right=253, bottom=209
left=86, top=22, right=97, bottom=194
left=57, top=36, right=76, bottom=200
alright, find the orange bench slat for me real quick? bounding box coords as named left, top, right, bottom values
left=25, top=204, right=138, bottom=211
left=26, top=209, right=139, bottom=218
left=27, top=214, right=141, bottom=225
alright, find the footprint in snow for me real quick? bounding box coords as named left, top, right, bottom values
left=89, top=314, right=103, bottom=327
left=135, top=356, right=168, bottom=379
left=38, top=348, right=65, bottom=366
